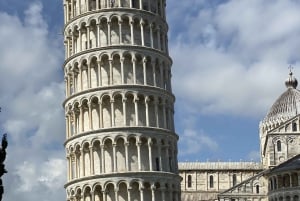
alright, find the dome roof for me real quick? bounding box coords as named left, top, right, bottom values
left=263, top=72, right=300, bottom=124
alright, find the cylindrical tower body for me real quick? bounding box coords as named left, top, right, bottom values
left=62, top=1, right=181, bottom=200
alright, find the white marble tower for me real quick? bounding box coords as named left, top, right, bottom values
left=62, top=0, right=181, bottom=201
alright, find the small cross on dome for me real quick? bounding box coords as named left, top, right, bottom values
left=285, top=65, right=298, bottom=89
left=288, top=64, right=294, bottom=75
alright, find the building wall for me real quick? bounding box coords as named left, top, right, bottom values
left=179, top=162, right=263, bottom=201
left=260, top=115, right=300, bottom=168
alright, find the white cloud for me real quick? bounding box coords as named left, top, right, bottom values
left=0, top=2, right=65, bottom=201
left=179, top=128, right=218, bottom=156
left=178, top=115, right=218, bottom=158
left=169, top=0, right=300, bottom=117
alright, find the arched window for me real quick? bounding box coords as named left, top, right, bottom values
left=232, top=174, right=237, bottom=186
left=277, top=140, right=282, bottom=152
left=256, top=185, right=259, bottom=194
left=187, top=175, right=192, bottom=188
left=269, top=179, right=273, bottom=191
left=209, top=175, right=214, bottom=188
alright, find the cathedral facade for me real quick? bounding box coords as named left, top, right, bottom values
left=62, top=0, right=181, bottom=201
left=180, top=72, right=300, bottom=201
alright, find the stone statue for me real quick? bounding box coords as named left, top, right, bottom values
left=0, top=134, right=7, bottom=201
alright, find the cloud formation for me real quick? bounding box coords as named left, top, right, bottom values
left=169, top=0, right=300, bottom=117
left=0, top=2, right=65, bottom=200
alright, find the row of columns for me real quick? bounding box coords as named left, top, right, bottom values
left=66, top=140, right=177, bottom=181
left=269, top=195, right=299, bottom=201
left=65, top=57, right=172, bottom=97
left=68, top=185, right=179, bottom=201
left=65, top=95, right=174, bottom=138
left=218, top=198, right=263, bottom=201
left=65, top=20, right=168, bottom=58
left=269, top=172, right=299, bottom=191
left=64, top=0, right=166, bottom=23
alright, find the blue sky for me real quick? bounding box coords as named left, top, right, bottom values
left=1, top=0, right=300, bottom=200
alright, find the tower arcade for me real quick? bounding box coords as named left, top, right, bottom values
left=62, top=0, right=181, bottom=201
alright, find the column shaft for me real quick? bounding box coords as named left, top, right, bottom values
left=141, top=22, right=145, bottom=46
left=111, top=100, right=115, bottom=127
left=101, top=145, right=105, bottom=173
left=120, top=58, right=124, bottom=84
left=134, top=99, right=139, bottom=126
left=137, top=142, right=142, bottom=171
left=109, top=60, right=113, bottom=85
left=79, top=30, right=82, bottom=51
left=80, top=106, right=84, bottom=132
left=125, top=143, right=129, bottom=171
left=152, top=62, right=156, bottom=86
left=113, top=144, right=117, bottom=172
left=99, top=103, right=103, bottom=128
left=80, top=150, right=85, bottom=177
left=130, top=21, right=134, bottom=45
left=132, top=58, right=137, bottom=84
left=89, top=104, right=93, bottom=130
left=97, top=61, right=101, bottom=86
left=108, top=22, right=111, bottom=45
left=123, top=99, right=127, bottom=126
left=140, top=189, right=144, bottom=201
left=119, top=21, right=123, bottom=44
left=90, top=147, right=95, bottom=175
left=145, top=98, right=149, bottom=127
left=154, top=100, right=159, bottom=127
left=86, top=26, right=91, bottom=49
left=148, top=142, right=153, bottom=171
left=143, top=59, right=147, bottom=85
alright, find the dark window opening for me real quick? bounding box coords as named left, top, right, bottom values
left=209, top=175, right=214, bottom=188
left=293, top=122, right=297, bottom=131
left=256, top=185, right=260, bottom=194
left=132, top=0, right=138, bottom=8
left=277, top=140, right=282, bottom=152
left=187, top=175, right=192, bottom=188
left=233, top=174, right=237, bottom=186
left=155, top=157, right=160, bottom=171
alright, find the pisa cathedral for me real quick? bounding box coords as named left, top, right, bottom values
left=61, top=0, right=300, bottom=201
left=180, top=71, right=300, bottom=201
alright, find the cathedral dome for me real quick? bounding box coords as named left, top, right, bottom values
left=263, top=72, right=300, bottom=124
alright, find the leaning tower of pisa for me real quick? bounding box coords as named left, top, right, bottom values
left=63, top=0, right=181, bottom=200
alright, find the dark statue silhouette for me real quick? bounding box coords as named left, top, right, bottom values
left=0, top=134, right=7, bottom=201
left=0, top=107, right=8, bottom=201
left=0, top=106, right=7, bottom=201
